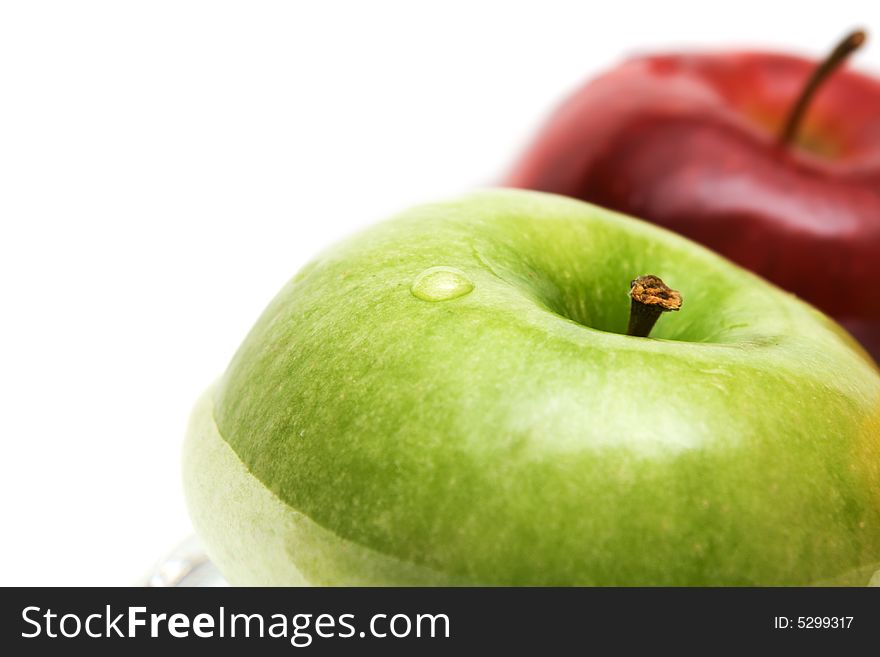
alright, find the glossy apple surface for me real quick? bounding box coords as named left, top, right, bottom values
left=504, top=50, right=880, bottom=360
left=184, top=190, right=880, bottom=586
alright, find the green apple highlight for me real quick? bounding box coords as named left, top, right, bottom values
left=183, top=189, right=880, bottom=586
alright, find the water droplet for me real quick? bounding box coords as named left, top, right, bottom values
left=411, top=266, right=473, bottom=302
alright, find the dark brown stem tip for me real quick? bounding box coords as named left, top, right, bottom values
left=845, top=29, right=867, bottom=50
left=626, top=275, right=682, bottom=339
left=629, top=275, right=682, bottom=312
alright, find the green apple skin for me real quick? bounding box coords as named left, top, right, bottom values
left=183, top=189, right=880, bottom=586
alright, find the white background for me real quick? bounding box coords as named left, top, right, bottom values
left=1, top=1, right=878, bottom=585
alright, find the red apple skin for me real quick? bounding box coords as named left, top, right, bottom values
left=504, top=51, right=880, bottom=360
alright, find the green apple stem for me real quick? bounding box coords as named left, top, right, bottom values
left=626, top=275, right=682, bottom=338
left=778, top=29, right=866, bottom=148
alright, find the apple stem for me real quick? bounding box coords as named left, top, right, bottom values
left=626, top=275, right=682, bottom=338
left=778, top=29, right=866, bottom=148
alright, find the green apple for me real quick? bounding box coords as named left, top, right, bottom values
left=183, top=189, right=880, bottom=586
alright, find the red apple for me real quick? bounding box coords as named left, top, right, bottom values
left=504, top=31, right=880, bottom=360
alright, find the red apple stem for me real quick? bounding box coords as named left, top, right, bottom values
left=778, top=29, right=866, bottom=148
left=626, top=275, right=682, bottom=338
